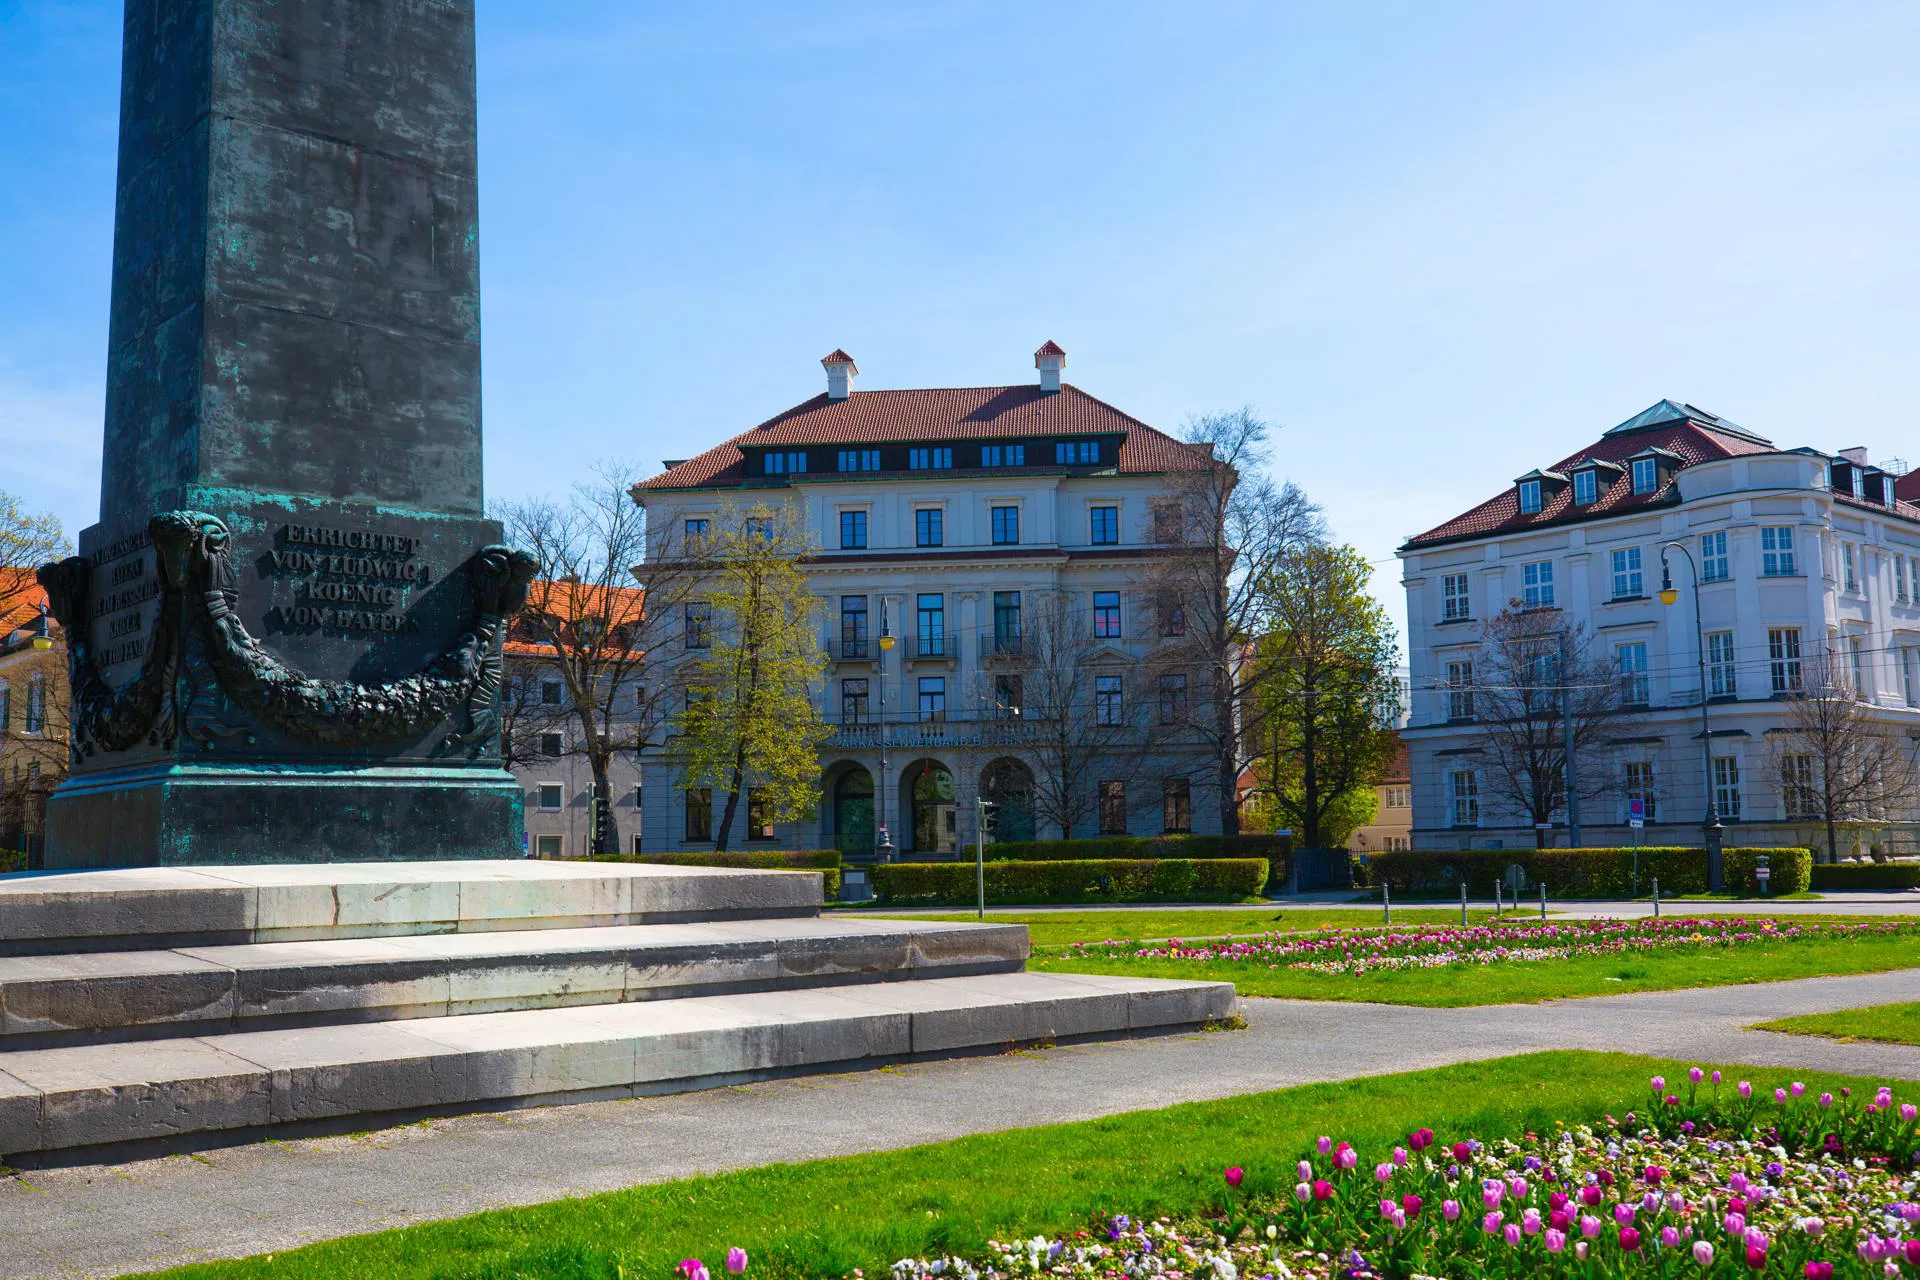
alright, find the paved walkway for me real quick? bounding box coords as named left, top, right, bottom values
left=7, top=968, right=1920, bottom=1279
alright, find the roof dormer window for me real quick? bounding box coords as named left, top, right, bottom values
left=1512, top=468, right=1566, bottom=517
left=1830, top=461, right=1855, bottom=497
left=1630, top=457, right=1657, bottom=494
left=1518, top=479, right=1542, bottom=515
left=1572, top=470, right=1597, bottom=505
left=762, top=450, right=808, bottom=475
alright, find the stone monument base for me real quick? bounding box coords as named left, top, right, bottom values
left=43, top=765, right=524, bottom=869
left=0, top=861, right=1235, bottom=1165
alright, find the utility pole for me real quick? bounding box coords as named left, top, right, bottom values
left=974, top=796, right=995, bottom=919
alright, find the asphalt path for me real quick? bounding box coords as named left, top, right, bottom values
left=7, top=967, right=1920, bottom=1279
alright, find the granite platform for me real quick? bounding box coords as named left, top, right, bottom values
left=0, top=861, right=1234, bottom=1164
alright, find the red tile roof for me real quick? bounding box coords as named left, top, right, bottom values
left=820, top=349, right=857, bottom=366
left=1034, top=339, right=1066, bottom=358
left=1403, top=410, right=1780, bottom=549
left=636, top=384, right=1212, bottom=491
left=505, top=579, right=645, bottom=657
left=0, top=570, right=49, bottom=639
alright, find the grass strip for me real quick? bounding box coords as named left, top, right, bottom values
left=1752, top=1000, right=1920, bottom=1045
left=846, top=907, right=1524, bottom=947
left=1036, top=929, right=1920, bottom=1006
left=139, top=1051, right=1898, bottom=1280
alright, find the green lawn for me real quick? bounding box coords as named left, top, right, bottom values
left=134, top=1051, right=1897, bottom=1280
left=1035, top=929, right=1920, bottom=1006
left=1753, top=1000, right=1920, bottom=1045
left=849, top=906, right=1521, bottom=947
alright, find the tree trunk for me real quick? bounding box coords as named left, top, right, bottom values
left=589, top=752, right=616, bottom=856
left=714, top=742, right=748, bottom=853
left=1300, top=689, right=1320, bottom=847
left=1216, top=669, right=1240, bottom=836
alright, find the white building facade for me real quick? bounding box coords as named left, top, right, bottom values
left=1398, top=400, right=1920, bottom=855
left=629, top=345, right=1226, bottom=858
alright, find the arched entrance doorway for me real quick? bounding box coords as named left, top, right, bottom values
left=902, top=759, right=956, bottom=854
left=979, top=757, right=1035, bottom=844
left=832, top=766, right=875, bottom=856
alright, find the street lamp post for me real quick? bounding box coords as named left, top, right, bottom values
left=875, top=619, right=895, bottom=863
left=1659, top=541, right=1724, bottom=892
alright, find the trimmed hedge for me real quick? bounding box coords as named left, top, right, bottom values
left=872, top=857, right=1267, bottom=905
left=1808, top=861, right=1920, bottom=892
left=594, top=849, right=842, bottom=899
left=1366, top=847, right=1812, bottom=899
left=983, top=836, right=1291, bottom=889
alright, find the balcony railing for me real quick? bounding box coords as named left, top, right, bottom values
left=977, top=633, right=1027, bottom=661
left=911, top=635, right=949, bottom=660
left=825, top=712, right=1049, bottom=750
left=824, top=635, right=872, bottom=661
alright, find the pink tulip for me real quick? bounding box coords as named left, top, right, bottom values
left=1375, top=1163, right=1393, bottom=1183
left=1712, top=1070, right=1722, bottom=1084
left=1317, top=1135, right=1332, bottom=1154
left=1334, top=1146, right=1357, bottom=1171
left=1662, top=1227, right=1682, bottom=1248
left=1483, top=1210, right=1504, bottom=1234
left=1650, top=1076, right=1666, bottom=1093
left=1545, top=1228, right=1567, bottom=1253
left=1737, top=1081, right=1752, bottom=1099
left=1790, top=1081, right=1806, bottom=1098
left=1726, top=1212, right=1746, bottom=1235
left=1902, top=1104, right=1917, bottom=1122
left=1694, top=1240, right=1715, bottom=1265
left=1775, top=1088, right=1788, bottom=1104
left=1443, top=1199, right=1461, bottom=1221
left=1576, top=1241, right=1590, bottom=1261
left=1819, top=1092, right=1833, bottom=1108
left=1392, top=1146, right=1408, bottom=1167
left=1297, top=1160, right=1312, bottom=1181
left=726, top=1249, right=748, bottom=1276
left=680, top=1261, right=710, bottom=1280
left=1801, top=1218, right=1825, bottom=1237
left=1294, top=1182, right=1311, bottom=1203
left=1689, top=1067, right=1704, bottom=1084
left=1614, top=1204, right=1636, bottom=1226
left=1510, top=1177, right=1529, bottom=1199
left=1522, top=1208, right=1542, bottom=1236
left=1745, top=1244, right=1767, bottom=1269
left=1504, top=1223, right=1523, bottom=1247
left=1224, top=1166, right=1244, bottom=1188
left=1582, top=1215, right=1602, bottom=1239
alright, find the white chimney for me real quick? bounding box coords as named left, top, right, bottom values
left=1034, top=340, right=1065, bottom=394
left=1840, top=446, right=1870, bottom=466
left=821, top=349, right=858, bottom=400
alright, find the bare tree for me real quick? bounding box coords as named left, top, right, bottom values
left=1140, top=408, right=1323, bottom=835
left=498, top=462, right=688, bottom=855
left=1770, top=652, right=1919, bottom=864
left=2, top=492, right=69, bottom=619
left=1002, top=589, right=1148, bottom=839
left=1464, top=604, right=1631, bottom=846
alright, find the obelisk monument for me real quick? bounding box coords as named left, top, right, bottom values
left=38, top=0, right=533, bottom=867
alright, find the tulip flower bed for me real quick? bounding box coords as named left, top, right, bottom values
left=881, top=1072, right=1920, bottom=1279
left=1037, top=917, right=1920, bottom=1006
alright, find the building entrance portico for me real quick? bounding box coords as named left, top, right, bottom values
left=904, top=758, right=957, bottom=854
left=831, top=764, right=876, bottom=856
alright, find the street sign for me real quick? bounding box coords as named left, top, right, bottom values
left=1629, top=818, right=1645, bottom=829
left=1627, top=798, right=1645, bottom=821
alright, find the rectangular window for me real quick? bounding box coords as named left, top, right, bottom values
left=1611, top=547, right=1643, bottom=599
left=981, top=444, right=1025, bottom=467
left=1781, top=754, right=1817, bottom=819
left=1843, top=543, right=1859, bottom=593
left=1712, top=756, right=1742, bottom=820
left=1162, top=778, right=1191, bottom=834
left=1445, top=659, right=1474, bottom=720
left=1522, top=560, right=1555, bottom=608
left=23, top=678, right=43, bottom=735
left=993, top=674, right=1023, bottom=719
left=1701, top=531, right=1729, bottom=583
left=539, top=732, right=563, bottom=757
left=1906, top=647, right=1919, bottom=708
left=1622, top=761, right=1657, bottom=822
left=1898, top=555, right=1911, bottom=603
left=840, top=677, right=869, bottom=724
left=1761, top=526, right=1795, bottom=576
left=916, top=593, right=945, bottom=657
left=992, top=591, right=1021, bottom=653
left=683, top=518, right=709, bottom=548
left=541, top=679, right=563, bottom=706
left=909, top=447, right=953, bottom=470
left=1849, top=634, right=1866, bottom=697
left=991, top=505, right=1020, bottom=545
left=839, top=595, right=869, bottom=656
left=1090, top=505, right=1119, bottom=545
left=915, top=508, right=944, bottom=547
left=1631, top=457, right=1658, bottom=494
left=0, top=685, right=10, bottom=733
left=1092, top=590, right=1122, bottom=638
left=917, top=676, right=946, bottom=720
left=538, top=783, right=564, bottom=811
left=762, top=450, right=807, bottom=475
left=1386, top=785, right=1412, bottom=809
left=1616, top=641, right=1649, bottom=706
left=1152, top=504, right=1183, bottom=543
left=1158, top=672, right=1188, bottom=725
left=1095, top=675, right=1123, bottom=726
left=1447, top=771, right=1479, bottom=827
left=839, top=510, right=867, bottom=550
left=1769, top=627, right=1802, bottom=693
left=1055, top=440, right=1099, bottom=465
left=1098, top=780, right=1127, bottom=834
left=1442, top=573, right=1471, bottom=621
left=1572, top=470, right=1597, bottom=505
left=1517, top=479, right=1542, bottom=514
left=746, top=790, right=774, bottom=840
left=837, top=448, right=881, bottom=472
left=535, top=834, right=564, bottom=859
left=684, top=601, right=711, bottom=649
left=684, top=788, right=712, bottom=841
left=1707, top=630, right=1737, bottom=698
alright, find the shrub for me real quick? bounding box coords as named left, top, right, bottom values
left=0, top=848, right=23, bottom=875
left=871, top=857, right=1267, bottom=905
left=1366, top=847, right=1811, bottom=898
left=983, top=836, right=1290, bottom=889
left=1808, top=861, right=1920, bottom=892
left=595, top=849, right=842, bottom=899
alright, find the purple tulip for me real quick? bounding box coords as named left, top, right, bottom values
left=1694, top=1240, right=1715, bottom=1265
left=1790, top=1081, right=1806, bottom=1098
left=1317, top=1135, right=1332, bottom=1154
left=725, top=1249, right=748, bottom=1276
left=1738, top=1081, right=1752, bottom=1099
left=680, top=1261, right=710, bottom=1280
left=1775, top=1087, right=1788, bottom=1104
left=1662, top=1227, right=1682, bottom=1248
left=1504, top=1223, right=1523, bottom=1247
left=1294, top=1181, right=1311, bottom=1203
left=1689, top=1067, right=1704, bottom=1084
left=1582, top=1215, right=1602, bottom=1239
left=1650, top=1075, right=1665, bottom=1093
left=1483, top=1210, right=1504, bottom=1235
left=1297, top=1160, right=1312, bottom=1181
left=1443, top=1199, right=1461, bottom=1221
left=1545, top=1228, right=1567, bottom=1253
left=1224, top=1165, right=1244, bottom=1188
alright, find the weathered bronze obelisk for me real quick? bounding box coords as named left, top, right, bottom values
left=38, top=0, right=533, bottom=867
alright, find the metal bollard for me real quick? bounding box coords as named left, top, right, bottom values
left=1653, top=877, right=1661, bottom=918
left=1539, top=882, right=1547, bottom=920
left=1460, top=880, right=1468, bottom=927
left=1383, top=883, right=1391, bottom=926
left=1494, top=878, right=1502, bottom=916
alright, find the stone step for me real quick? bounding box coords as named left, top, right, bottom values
left=0, top=972, right=1235, bottom=1163
left=0, top=861, right=822, bottom=955
left=0, top=917, right=1030, bottom=1048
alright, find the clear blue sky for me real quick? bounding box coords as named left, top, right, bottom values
left=2, top=1, right=1915, bottom=638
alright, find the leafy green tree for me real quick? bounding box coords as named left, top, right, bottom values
left=671, top=505, right=831, bottom=851
left=1251, top=540, right=1401, bottom=849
